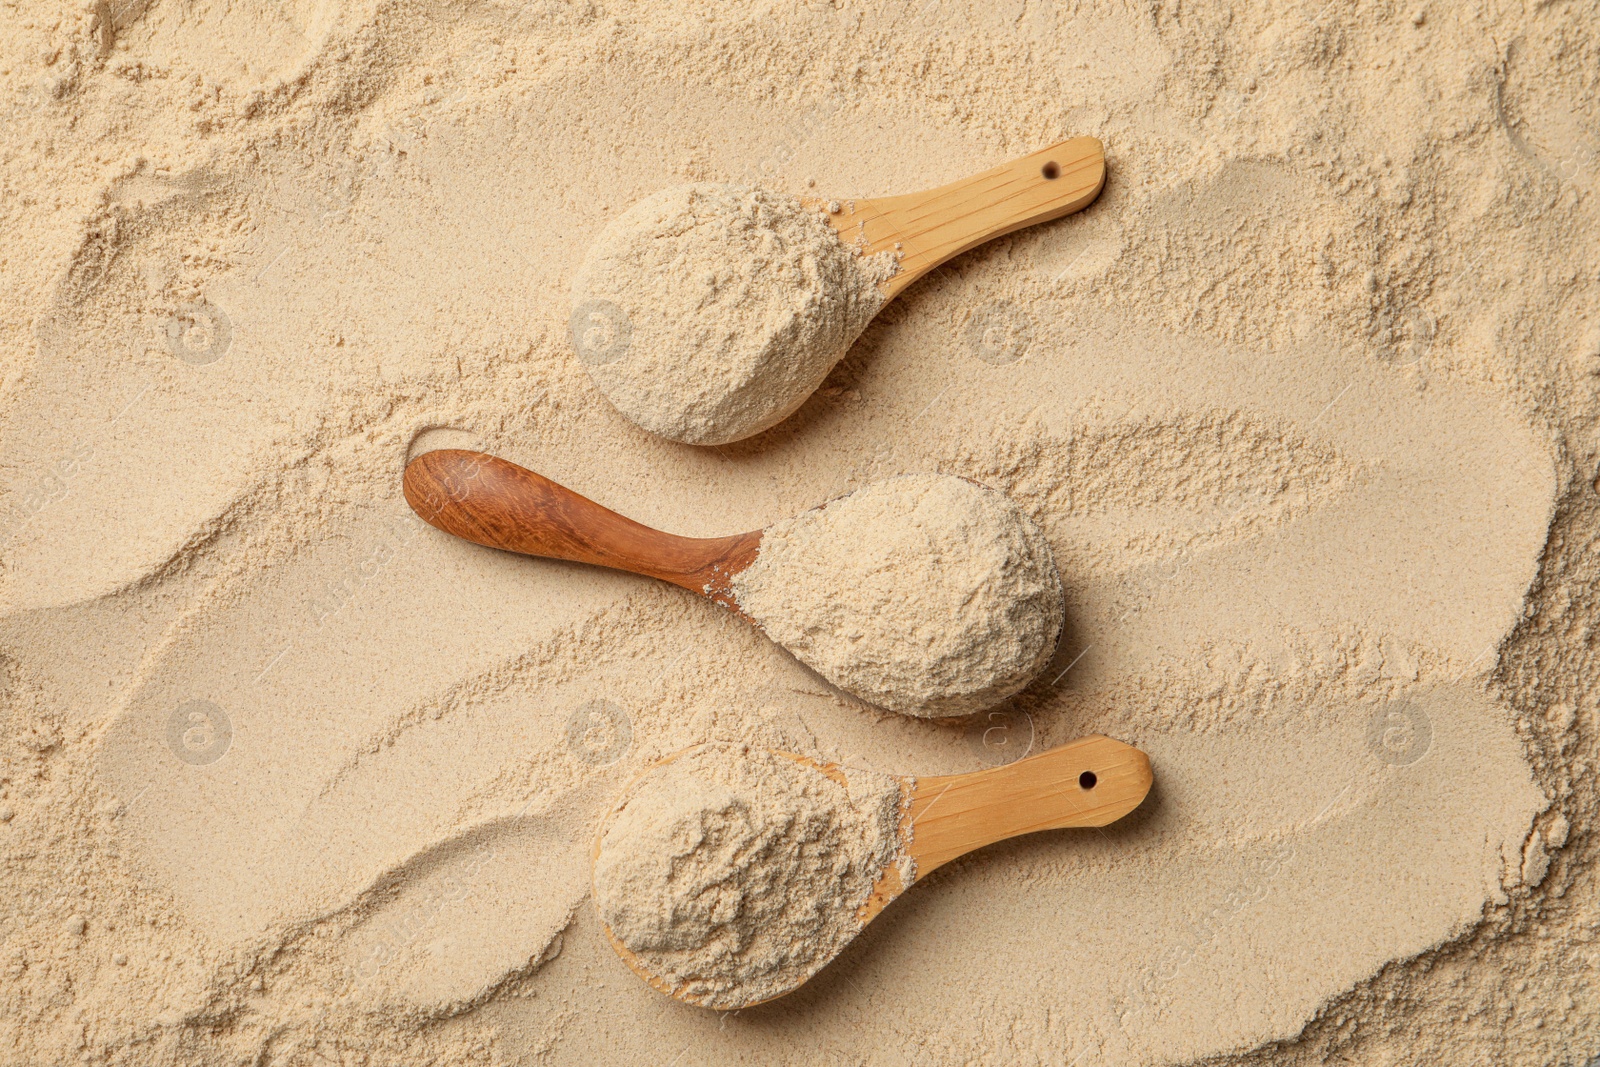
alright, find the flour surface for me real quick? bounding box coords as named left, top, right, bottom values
left=572, top=183, right=896, bottom=445
left=0, top=2, right=1589, bottom=1065
left=593, top=743, right=907, bottom=1008
left=734, top=474, right=1065, bottom=717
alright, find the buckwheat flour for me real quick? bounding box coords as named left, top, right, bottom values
left=570, top=183, right=897, bottom=445
left=733, top=474, right=1065, bottom=717
left=592, top=742, right=909, bottom=1009
left=1, top=2, right=1594, bottom=1065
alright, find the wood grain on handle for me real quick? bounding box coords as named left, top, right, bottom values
left=859, top=734, right=1150, bottom=923
left=402, top=449, right=761, bottom=609
left=812, top=136, right=1106, bottom=299
left=909, top=733, right=1149, bottom=872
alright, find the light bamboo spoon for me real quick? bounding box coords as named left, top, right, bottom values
left=402, top=449, right=1065, bottom=717
left=570, top=136, right=1106, bottom=445
left=594, top=734, right=1153, bottom=1009
left=805, top=135, right=1107, bottom=300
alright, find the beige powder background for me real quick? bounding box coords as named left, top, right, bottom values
left=0, top=1, right=1596, bottom=1065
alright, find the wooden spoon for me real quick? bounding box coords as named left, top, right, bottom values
left=595, top=734, right=1152, bottom=1008
left=402, top=448, right=761, bottom=615
left=807, top=135, right=1106, bottom=299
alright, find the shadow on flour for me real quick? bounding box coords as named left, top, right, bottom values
left=325, top=780, right=608, bottom=1016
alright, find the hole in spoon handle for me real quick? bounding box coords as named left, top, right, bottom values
left=873, top=136, right=1106, bottom=296
left=904, top=734, right=1151, bottom=876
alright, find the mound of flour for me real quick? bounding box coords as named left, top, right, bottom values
left=733, top=474, right=1065, bottom=718
left=570, top=183, right=897, bottom=445
left=592, top=743, right=909, bottom=1009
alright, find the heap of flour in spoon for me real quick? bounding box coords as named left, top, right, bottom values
left=571, top=183, right=898, bottom=444
left=592, top=742, right=911, bottom=1008
left=732, top=474, right=1066, bottom=717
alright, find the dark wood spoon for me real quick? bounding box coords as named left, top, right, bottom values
left=402, top=449, right=761, bottom=613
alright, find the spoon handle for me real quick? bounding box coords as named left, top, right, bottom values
left=906, top=734, right=1151, bottom=876
left=826, top=136, right=1105, bottom=298
left=402, top=450, right=760, bottom=603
